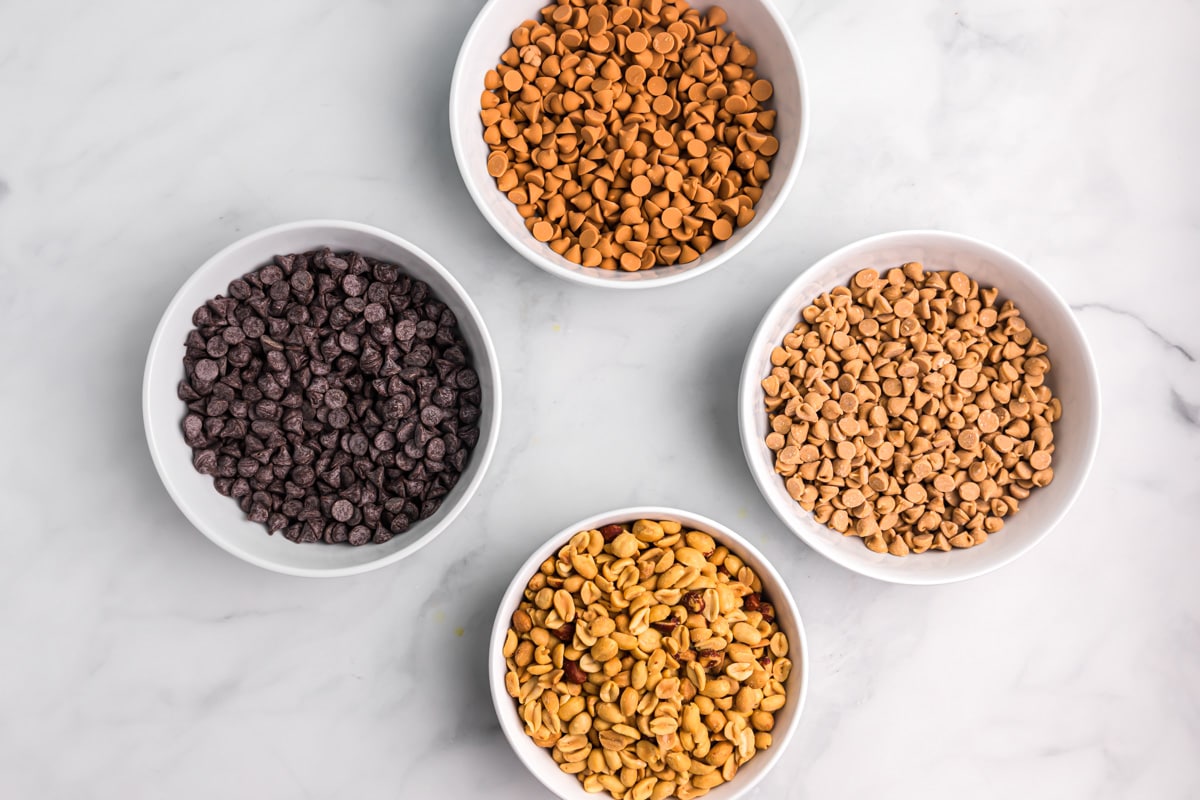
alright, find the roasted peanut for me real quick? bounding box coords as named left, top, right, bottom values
left=503, top=519, right=793, bottom=798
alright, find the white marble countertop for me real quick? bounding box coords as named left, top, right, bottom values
left=2, top=0, right=1197, bottom=797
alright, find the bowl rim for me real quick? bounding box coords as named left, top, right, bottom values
left=737, top=229, right=1103, bottom=585
left=488, top=505, right=810, bottom=799
left=448, top=0, right=811, bottom=290
left=142, top=218, right=504, bottom=578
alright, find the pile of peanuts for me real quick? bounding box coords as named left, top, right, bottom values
left=762, top=263, right=1060, bottom=556
left=481, top=0, right=778, bottom=271
left=503, top=519, right=791, bottom=799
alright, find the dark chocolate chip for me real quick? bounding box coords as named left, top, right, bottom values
left=183, top=413, right=205, bottom=444
left=178, top=381, right=201, bottom=401
left=373, top=262, right=399, bottom=283
left=331, top=499, right=354, bottom=522
left=182, top=249, right=480, bottom=547
left=194, top=359, right=219, bottom=382
left=364, top=303, right=387, bottom=324
left=193, top=449, right=218, bottom=474
left=325, top=388, right=347, bottom=409
left=394, top=319, right=417, bottom=342
left=206, top=337, right=229, bottom=358
left=291, top=270, right=313, bottom=293
left=241, top=316, right=265, bottom=339
left=420, top=405, right=444, bottom=427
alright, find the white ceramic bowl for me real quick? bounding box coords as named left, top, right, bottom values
left=490, top=506, right=808, bottom=800
left=143, top=220, right=502, bottom=577
left=450, top=0, right=809, bottom=289
left=739, top=230, right=1101, bottom=585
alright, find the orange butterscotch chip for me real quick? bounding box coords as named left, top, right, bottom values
left=480, top=0, right=779, bottom=271
left=486, top=152, right=509, bottom=178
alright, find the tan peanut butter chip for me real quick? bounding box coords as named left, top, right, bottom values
left=480, top=1, right=780, bottom=271
left=503, top=520, right=792, bottom=799
left=761, top=262, right=1061, bottom=557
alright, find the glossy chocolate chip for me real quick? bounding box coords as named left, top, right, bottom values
left=181, top=248, right=482, bottom=546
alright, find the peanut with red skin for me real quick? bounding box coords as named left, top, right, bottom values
left=698, top=649, right=725, bottom=675
left=563, top=659, right=587, bottom=685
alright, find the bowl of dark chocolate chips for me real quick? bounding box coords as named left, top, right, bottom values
left=144, top=220, right=501, bottom=576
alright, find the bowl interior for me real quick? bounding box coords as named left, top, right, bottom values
left=739, top=231, right=1101, bottom=584
left=144, top=221, right=500, bottom=576
left=450, top=0, right=806, bottom=287
left=490, top=507, right=808, bottom=800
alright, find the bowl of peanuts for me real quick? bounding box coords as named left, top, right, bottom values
left=739, top=230, right=1102, bottom=584
left=491, top=507, right=808, bottom=799
left=450, top=0, right=808, bottom=288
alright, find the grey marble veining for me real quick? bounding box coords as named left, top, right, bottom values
left=0, top=0, right=1197, bottom=797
